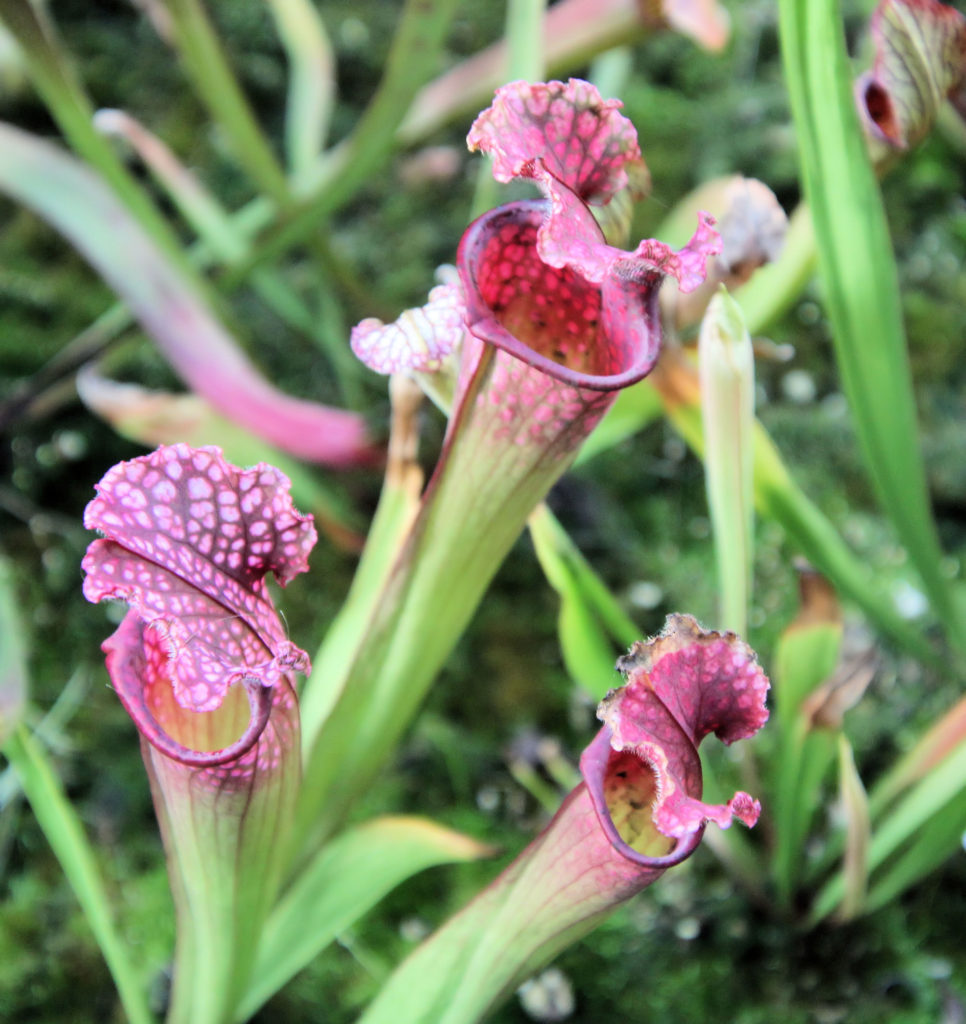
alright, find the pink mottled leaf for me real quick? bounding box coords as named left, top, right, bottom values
left=356, top=79, right=718, bottom=394
left=351, top=279, right=466, bottom=375
left=353, top=620, right=770, bottom=1024
left=456, top=190, right=720, bottom=393
left=459, top=202, right=622, bottom=382
left=468, top=78, right=648, bottom=205
left=581, top=614, right=768, bottom=859
left=0, top=122, right=376, bottom=468
left=103, top=610, right=278, bottom=766
left=537, top=173, right=721, bottom=295
left=609, top=613, right=770, bottom=746
left=75, top=367, right=365, bottom=553
left=628, top=210, right=723, bottom=293
left=83, top=445, right=315, bottom=732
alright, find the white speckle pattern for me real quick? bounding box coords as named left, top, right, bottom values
left=82, top=444, right=316, bottom=723
left=351, top=280, right=466, bottom=374
left=467, top=79, right=646, bottom=205
left=586, top=614, right=769, bottom=848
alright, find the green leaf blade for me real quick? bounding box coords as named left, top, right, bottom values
left=238, top=817, right=493, bottom=1021
left=4, top=728, right=155, bottom=1024
left=778, top=0, right=964, bottom=649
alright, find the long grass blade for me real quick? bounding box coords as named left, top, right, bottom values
left=836, top=734, right=871, bottom=920
left=810, top=739, right=966, bottom=922
left=0, top=121, right=372, bottom=467
left=160, top=0, right=291, bottom=203
left=229, top=0, right=461, bottom=280
left=0, top=0, right=188, bottom=267
left=398, top=0, right=667, bottom=145
left=870, top=693, right=966, bottom=815
left=778, top=0, right=963, bottom=649
left=528, top=503, right=639, bottom=700
left=0, top=559, right=26, bottom=742
left=265, top=0, right=336, bottom=186
left=770, top=581, right=843, bottom=905
left=298, top=376, right=426, bottom=746
left=862, top=786, right=966, bottom=914
left=3, top=727, right=155, bottom=1024
left=239, top=816, right=492, bottom=1021
left=698, top=288, right=755, bottom=635
left=651, top=357, right=936, bottom=663
left=91, top=108, right=346, bottom=372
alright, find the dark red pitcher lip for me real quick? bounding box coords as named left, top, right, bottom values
left=105, top=611, right=277, bottom=768
left=579, top=726, right=705, bottom=870
left=457, top=200, right=664, bottom=393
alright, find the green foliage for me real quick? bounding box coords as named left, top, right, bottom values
left=2, top=726, right=155, bottom=1024
left=779, top=0, right=965, bottom=648
left=528, top=503, right=639, bottom=700
left=240, top=816, right=493, bottom=1020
